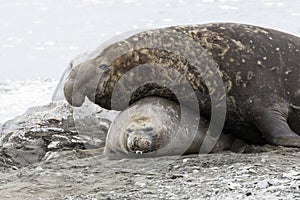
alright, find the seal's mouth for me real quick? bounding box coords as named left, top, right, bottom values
left=126, top=131, right=158, bottom=154
left=128, top=137, right=155, bottom=154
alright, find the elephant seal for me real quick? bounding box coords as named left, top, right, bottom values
left=64, top=23, right=300, bottom=149
left=104, top=97, right=239, bottom=157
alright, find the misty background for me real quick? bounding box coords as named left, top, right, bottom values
left=1, top=0, right=300, bottom=81
left=0, top=0, right=300, bottom=123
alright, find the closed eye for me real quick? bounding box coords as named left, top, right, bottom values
left=143, top=127, right=154, bottom=132
left=98, top=64, right=110, bottom=70
left=126, top=128, right=133, bottom=133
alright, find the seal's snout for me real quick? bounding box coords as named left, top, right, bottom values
left=127, top=135, right=152, bottom=153
left=64, top=79, right=85, bottom=107
left=134, top=137, right=151, bottom=151
left=126, top=128, right=156, bottom=153
left=64, top=60, right=107, bottom=107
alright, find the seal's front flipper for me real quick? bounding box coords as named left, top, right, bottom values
left=250, top=106, right=300, bottom=148
left=76, top=147, right=104, bottom=158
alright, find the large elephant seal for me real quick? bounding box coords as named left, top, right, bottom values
left=64, top=23, right=300, bottom=149
left=104, top=97, right=239, bottom=157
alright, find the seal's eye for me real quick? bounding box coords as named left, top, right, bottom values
left=143, top=127, right=154, bottom=132
left=126, top=128, right=133, bottom=134
left=98, top=64, right=109, bottom=70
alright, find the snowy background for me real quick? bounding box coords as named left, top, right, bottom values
left=1, top=0, right=300, bottom=124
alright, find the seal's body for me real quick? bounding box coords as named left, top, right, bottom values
left=104, top=97, right=236, bottom=157
left=64, top=23, right=300, bottom=151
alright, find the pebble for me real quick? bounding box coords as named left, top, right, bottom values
left=47, top=141, right=60, bottom=149
left=257, top=180, right=270, bottom=189
left=228, top=182, right=241, bottom=190
left=248, top=169, right=257, bottom=174
left=282, top=170, right=300, bottom=179
left=267, top=179, right=279, bottom=186
left=11, top=166, right=18, bottom=170
left=173, top=165, right=180, bottom=169
left=261, top=157, right=267, bottom=163
left=266, top=185, right=284, bottom=192
left=245, top=192, right=252, bottom=196
left=135, top=182, right=146, bottom=187
left=35, top=166, right=44, bottom=172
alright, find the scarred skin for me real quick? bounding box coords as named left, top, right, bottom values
left=64, top=23, right=300, bottom=151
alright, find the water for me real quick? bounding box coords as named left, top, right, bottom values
left=0, top=0, right=300, bottom=123
left=0, top=79, right=58, bottom=124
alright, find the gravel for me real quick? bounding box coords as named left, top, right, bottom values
left=0, top=145, right=299, bottom=199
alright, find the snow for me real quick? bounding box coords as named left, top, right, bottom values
left=0, top=0, right=300, bottom=124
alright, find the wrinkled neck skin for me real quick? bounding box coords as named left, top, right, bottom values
left=87, top=68, right=111, bottom=104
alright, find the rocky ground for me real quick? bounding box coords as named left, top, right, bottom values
left=0, top=146, right=299, bottom=200
left=0, top=101, right=299, bottom=200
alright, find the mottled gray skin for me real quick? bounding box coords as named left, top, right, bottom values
left=104, top=97, right=235, bottom=157
left=64, top=23, right=300, bottom=148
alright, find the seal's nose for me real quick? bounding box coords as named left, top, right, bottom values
left=127, top=134, right=152, bottom=153
left=133, top=137, right=151, bottom=150
left=64, top=62, right=93, bottom=107
left=64, top=60, right=105, bottom=107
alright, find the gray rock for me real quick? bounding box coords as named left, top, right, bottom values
left=0, top=100, right=117, bottom=167
left=0, top=47, right=121, bottom=168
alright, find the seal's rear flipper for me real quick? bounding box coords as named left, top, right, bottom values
left=250, top=106, right=300, bottom=148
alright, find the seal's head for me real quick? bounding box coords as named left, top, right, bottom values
left=103, top=97, right=184, bottom=157
left=63, top=59, right=111, bottom=107
left=63, top=26, right=203, bottom=110
left=124, top=116, right=165, bottom=154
